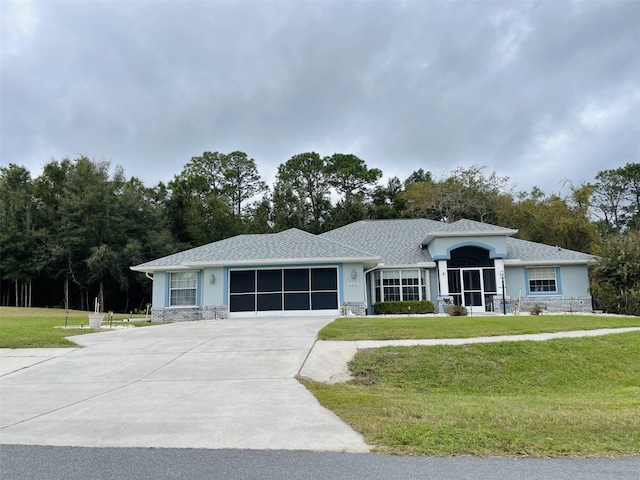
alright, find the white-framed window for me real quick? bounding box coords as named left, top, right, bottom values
left=374, top=269, right=429, bottom=302
left=527, top=267, right=557, bottom=293
left=169, top=271, right=198, bottom=306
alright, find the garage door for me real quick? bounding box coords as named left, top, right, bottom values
left=229, top=267, right=339, bottom=316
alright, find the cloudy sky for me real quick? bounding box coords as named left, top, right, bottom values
left=2, top=0, right=638, bottom=196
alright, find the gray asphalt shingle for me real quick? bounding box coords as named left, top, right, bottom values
left=133, top=228, right=379, bottom=270
left=133, top=219, right=596, bottom=271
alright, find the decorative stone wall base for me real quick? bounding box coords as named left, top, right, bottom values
left=341, top=301, right=366, bottom=316
left=202, top=305, right=229, bottom=320
left=151, top=305, right=228, bottom=322
left=493, top=296, right=593, bottom=314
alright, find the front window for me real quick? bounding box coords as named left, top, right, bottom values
left=375, top=269, right=428, bottom=302
left=169, top=271, right=197, bottom=306
left=528, top=267, right=557, bottom=293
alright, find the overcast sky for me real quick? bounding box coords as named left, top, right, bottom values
left=1, top=0, right=638, bottom=196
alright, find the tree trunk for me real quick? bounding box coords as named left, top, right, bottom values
left=99, top=279, right=104, bottom=312
left=64, top=277, right=68, bottom=310
left=15, top=280, right=18, bottom=307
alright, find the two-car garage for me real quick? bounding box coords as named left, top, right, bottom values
left=228, top=267, right=339, bottom=317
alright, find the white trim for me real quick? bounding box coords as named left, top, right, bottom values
left=377, top=262, right=437, bottom=269
left=504, top=259, right=596, bottom=266
left=187, top=257, right=379, bottom=267
left=228, top=309, right=340, bottom=318
left=422, top=229, right=518, bottom=244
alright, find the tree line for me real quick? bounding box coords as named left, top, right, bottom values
left=1, top=153, right=638, bottom=315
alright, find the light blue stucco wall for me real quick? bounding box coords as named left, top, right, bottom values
left=503, top=264, right=590, bottom=299
left=428, top=236, right=508, bottom=261
left=152, top=264, right=354, bottom=311
left=201, top=267, right=225, bottom=306
left=151, top=273, right=166, bottom=310
left=341, top=262, right=366, bottom=304
left=543, top=264, right=590, bottom=296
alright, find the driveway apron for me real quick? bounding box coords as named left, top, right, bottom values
left=0, top=318, right=369, bottom=452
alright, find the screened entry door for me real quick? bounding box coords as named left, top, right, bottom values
left=448, top=268, right=486, bottom=313
left=228, top=267, right=339, bottom=317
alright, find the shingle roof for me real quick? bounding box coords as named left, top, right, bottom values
left=132, top=228, right=380, bottom=271
left=505, top=237, right=597, bottom=264
left=320, top=219, right=440, bottom=266
left=321, top=218, right=595, bottom=266
left=132, top=219, right=597, bottom=272
left=439, top=219, right=518, bottom=234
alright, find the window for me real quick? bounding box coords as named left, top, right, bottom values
left=169, top=271, right=197, bottom=306
left=382, top=270, right=401, bottom=301
left=374, top=270, right=428, bottom=303
left=528, top=267, right=557, bottom=293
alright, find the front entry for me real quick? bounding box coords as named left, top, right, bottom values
left=448, top=268, right=490, bottom=313
left=446, top=247, right=498, bottom=313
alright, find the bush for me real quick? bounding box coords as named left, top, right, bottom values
left=373, top=300, right=435, bottom=315
left=530, top=304, right=544, bottom=315
left=447, top=305, right=468, bottom=316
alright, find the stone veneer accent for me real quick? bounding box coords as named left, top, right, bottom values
left=513, top=296, right=593, bottom=314
left=151, top=305, right=228, bottom=322
left=435, top=296, right=593, bottom=314
left=340, top=301, right=366, bottom=316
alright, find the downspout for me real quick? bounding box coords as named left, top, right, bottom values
left=145, top=272, right=153, bottom=280
left=363, top=263, right=384, bottom=315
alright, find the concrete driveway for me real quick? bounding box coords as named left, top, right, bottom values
left=0, top=318, right=369, bottom=452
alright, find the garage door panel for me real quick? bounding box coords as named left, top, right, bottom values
left=284, top=269, right=309, bottom=291
left=257, top=293, right=282, bottom=311
left=311, top=268, right=337, bottom=291
left=230, top=271, right=255, bottom=293
left=229, top=294, right=255, bottom=312
left=311, top=292, right=338, bottom=310
left=257, top=270, right=282, bottom=292
left=284, top=293, right=310, bottom=310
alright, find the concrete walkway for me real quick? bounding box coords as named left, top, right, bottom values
left=299, top=327, right=640, bottom=383
left=0, top=318, right=369, bottom=452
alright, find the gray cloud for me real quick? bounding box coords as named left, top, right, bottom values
left=1, top=0, right=638, bottom=195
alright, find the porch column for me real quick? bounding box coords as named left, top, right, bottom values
left=494, top=259, right=506, bottom=311
left=494, top=259, right=505, bottom=294
left=438, top=260, right=449, bottom=296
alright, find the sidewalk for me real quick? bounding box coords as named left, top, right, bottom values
left=299, top=327, right=640, bottom=384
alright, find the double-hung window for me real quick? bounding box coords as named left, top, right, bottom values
left=169, top=271, right=198, bottom=306
left=528, top=267, right=557, bottom=293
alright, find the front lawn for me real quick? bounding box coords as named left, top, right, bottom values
left=0, top=307, right=154, bottom=348
left=317, top=314, right=640, bottom=340
left=304, top=331, right=640, bottom=457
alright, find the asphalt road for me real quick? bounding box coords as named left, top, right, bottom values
left=2, top=445, right=639, bottom=480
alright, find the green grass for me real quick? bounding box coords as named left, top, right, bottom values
left=317, top=315, right=640, bottom=341
left=0, top=307, right=155, bottom=348
left=304, top=332, right=640, bottom=457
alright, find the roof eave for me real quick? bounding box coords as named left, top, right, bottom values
left=130, top=265, right=195, bottom=273
left=376, top=262, right=437, bottom=269
left=504, top=258, right=598, bottom=266
left=184, top=256, right=381, bottom=267
left=422, top=229, right=518, bottom=245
